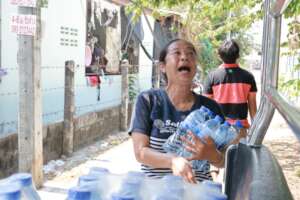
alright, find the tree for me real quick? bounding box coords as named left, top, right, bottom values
left=126, top=0, right=263, bottom=78
left=279, top=0, right=300, bottom=103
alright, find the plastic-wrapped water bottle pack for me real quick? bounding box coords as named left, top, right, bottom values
left=0, top=173, right=41, bottom=200
left=67, top=167, right=228, bottom=200
left=163, top=106, right=243, bottom=170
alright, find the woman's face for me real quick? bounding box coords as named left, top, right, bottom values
left=161, top=40, right=197, bottom=86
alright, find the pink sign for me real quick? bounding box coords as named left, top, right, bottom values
left=11, top=15, right=36, bottom=36
left=10, top=0, right=36, bottom=7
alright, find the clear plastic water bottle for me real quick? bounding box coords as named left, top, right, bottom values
left=163, top=106, right=212, bottom=154
left=78, top=175, right=100, bottom=186
left=225, top=120, right=243, bottom=145
left=204, top=107, right=214, bottom=120
left=177, top=127, right=203, bottom=159
left=232, top=121, right=245, bottom=144
left=183, top=106, right=211, bottom=126
left=114, top=171, right=145, bottom=200
left=187, top=180, right=226, bottom=200
left=202, top=180, right=222, bottom=193
left=0, top=184, right=21, bottom=200
left=110, top=193, right=135, bottom=200
left=160, top=175, right=184, bottom=200
left=152, top=193, right=181, bottom=200
left=188, top=115, right=223, bottom=170
left=199, top=115, right=223, bottom=132
left=211, top=121, right=231, bottom=149
left=68, top=186, right=92, bottom=200
left=78, top=173, right=111, bottom=200
left=9, top=173, right=41, bottom=200
left=162, top=124, right=185, bottom=154
left=144, top=174, right=185, bottom=200
left=88, top=167, right=109, bottom=175
left=202, top=191, right=228, bottom=200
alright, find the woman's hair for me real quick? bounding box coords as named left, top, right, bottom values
left=218, top=39, right=240, bottom=64
left=159, top=38, right=196, bottom=63
left=158, top=39, right=197, bottom=82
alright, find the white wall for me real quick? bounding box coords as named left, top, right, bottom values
left=138, top=14, right=154, bottom=92
left=0, top=0, right=122, bottom=135
left=0, top=1, right=19, bottom=134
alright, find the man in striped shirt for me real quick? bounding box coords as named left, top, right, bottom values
left=203, top=39, right=257, bottom=131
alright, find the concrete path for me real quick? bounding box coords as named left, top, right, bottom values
left=37, top=111, right=297, bottom=200
left=38, top=68, right=299, bottom=199
left=38, top=138, right=140, bottom=199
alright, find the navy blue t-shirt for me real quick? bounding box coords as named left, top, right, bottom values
left=129, top=89, right=224, bottom=181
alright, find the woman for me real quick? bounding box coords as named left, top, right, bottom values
left=129, top=39, right=225, bottom=183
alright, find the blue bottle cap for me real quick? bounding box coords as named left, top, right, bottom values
left=180, top=121, right=187, bottom=129
left=89, top=167, right=109, bottom=174
left=199, top=106, right=206, bottom=112
left=195, top=129, right=204, bottom=138
left=78, top=175, right=98, bottom=186
left=214, top=115, right=223, bottom=123
left=9, top=173, right=32, bottom=187
left=68, top=186, right=91, bottom=200
left=235, top=120, right=243, bottom=128
left=202, top=106, right=209, bottom=112
left=223, top=121, right=230, bottom=126
left=206, top=109, right=214, bottom=117
left=0, top=184, right=21, bottom=200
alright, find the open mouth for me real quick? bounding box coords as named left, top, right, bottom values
left=178, top=66, right=191, bottom=72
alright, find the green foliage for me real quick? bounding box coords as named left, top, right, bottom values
left=284, top=0, right=300, bottom=18
left=126, top=0, right=262, bottom=79
left=126, top=0, right=299, bottom=94
left=38, top=0, right=48, bottom=8
left=198, top=39, right=221, bottom=76
left=279, top=2, right=300, bottom=100
left=279, top=75, right=300, bottom=101
left=128, top=74, right=139, bottom=102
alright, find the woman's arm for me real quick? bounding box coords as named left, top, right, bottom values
left=132, top=132, right=196, bottom=183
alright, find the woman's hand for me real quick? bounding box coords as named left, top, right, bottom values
left=181, top=131, right=224, bottom=167
left=171, top=156, right=197, bottom=184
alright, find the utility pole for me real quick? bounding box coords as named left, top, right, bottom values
left=17, top=1, right=43, bottom=187
left=120, top=62, right=129, bottom=131
left=63, top=61, right=75, bottom=156
left=153, top=61, right=160, bottom=89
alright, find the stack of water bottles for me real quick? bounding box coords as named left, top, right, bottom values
left=0, top=173, right=41, bottom=200
left=67, top=167, right=228, bottom=200
left=163, top=106, right=243, bottom=170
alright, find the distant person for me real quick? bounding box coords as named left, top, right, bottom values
left=203, top=39, right=257, bottom=139
left=129, top=39, right=225, bottom=183
left=92, top=46, right=108, bottom=73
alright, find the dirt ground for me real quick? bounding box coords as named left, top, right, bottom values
left=264, top=135, right=300, bottom=200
